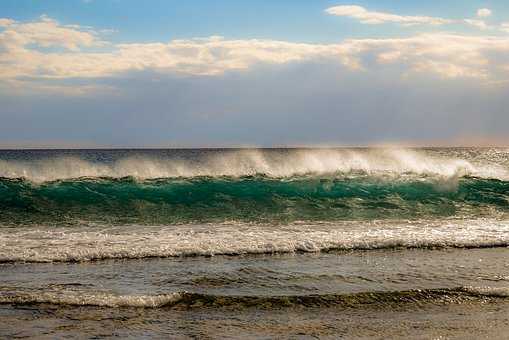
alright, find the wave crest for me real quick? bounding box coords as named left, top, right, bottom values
left=1, top=148, right=506, bottom=182
left=1, top=287, right=507, bottom=308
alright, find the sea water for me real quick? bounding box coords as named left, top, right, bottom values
left=0, top=148, right=508, bottom=338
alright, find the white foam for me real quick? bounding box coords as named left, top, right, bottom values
left=1, top=287, right=507, bottom=308
left=0, top=289, right=183, bottom=308
left=1, top=219, right=508, bottom=263
left=0, top=148, right=507, bottom=182
left=462, top=286, right=509, bottom=297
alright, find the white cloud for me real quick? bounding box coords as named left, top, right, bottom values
left=464, top=19, right=492, bottom=30
left=344, top=34, right=509, bottom=79
left=0, top=15, right=103, bottom=52
left=0, top=19, right=349, bottom=79
left=0, top=18, right=16, bottom=27
left=326, top=5, right=499, bottom=32
left=477, top=8, right=492, bottom=18
left=325, top=5, right=452, bottom=26
left=501, top=23, right=509, bottom=33
left=2, top=16, right=509, bottom=93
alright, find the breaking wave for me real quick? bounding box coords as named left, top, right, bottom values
left=1, top=286, right=507, bottom=308
left=0, top=148, right=507, bottom=182
left=0, top=148, right=507, bottom=225
left=1, top=219, right=508, bottom=263
left=0, top=175, right=508, bottom=225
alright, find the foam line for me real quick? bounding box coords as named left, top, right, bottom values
left=2, top=219, right=508, bottom=263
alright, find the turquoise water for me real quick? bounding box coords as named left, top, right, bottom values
left=1, top=175, right=508, bottom=225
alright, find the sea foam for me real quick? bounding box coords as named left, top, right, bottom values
left=1, top=287, right=507, bottom=308
left=1, top=219, right=508, bottom=263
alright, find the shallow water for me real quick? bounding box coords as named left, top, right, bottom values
left=1, top=148, right=508, bottom=338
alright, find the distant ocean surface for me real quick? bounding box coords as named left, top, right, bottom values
left=1, top=148, right=509, bottom=338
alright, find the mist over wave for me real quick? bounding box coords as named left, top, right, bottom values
left=1, top=148, right=507, bottom=182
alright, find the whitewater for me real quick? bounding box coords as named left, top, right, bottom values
left=0, top=148, right=508, bottom=181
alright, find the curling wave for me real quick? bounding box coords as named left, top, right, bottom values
left=0, top=175, right=508, bottom=225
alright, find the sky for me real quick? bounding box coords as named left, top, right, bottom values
left=1, top=0, right=509, bottom=147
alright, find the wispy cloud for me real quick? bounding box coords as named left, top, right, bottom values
left=325, top=5, right=506, bottom=33
left=325, top=5, right=452, bottom=26
left=477, top=8, right=492, bottom=18
left=463, top=19, right=493, bottom=30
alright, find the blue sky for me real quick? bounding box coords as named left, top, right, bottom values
left=1, top=1, right=509, bottom=147
left=3, top=0, right=509, bottom=42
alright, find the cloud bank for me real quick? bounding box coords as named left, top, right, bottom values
left=2, top=14, right=509, bottom=94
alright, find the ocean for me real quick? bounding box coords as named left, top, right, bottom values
left=0, top=148, right=508, bottom=338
